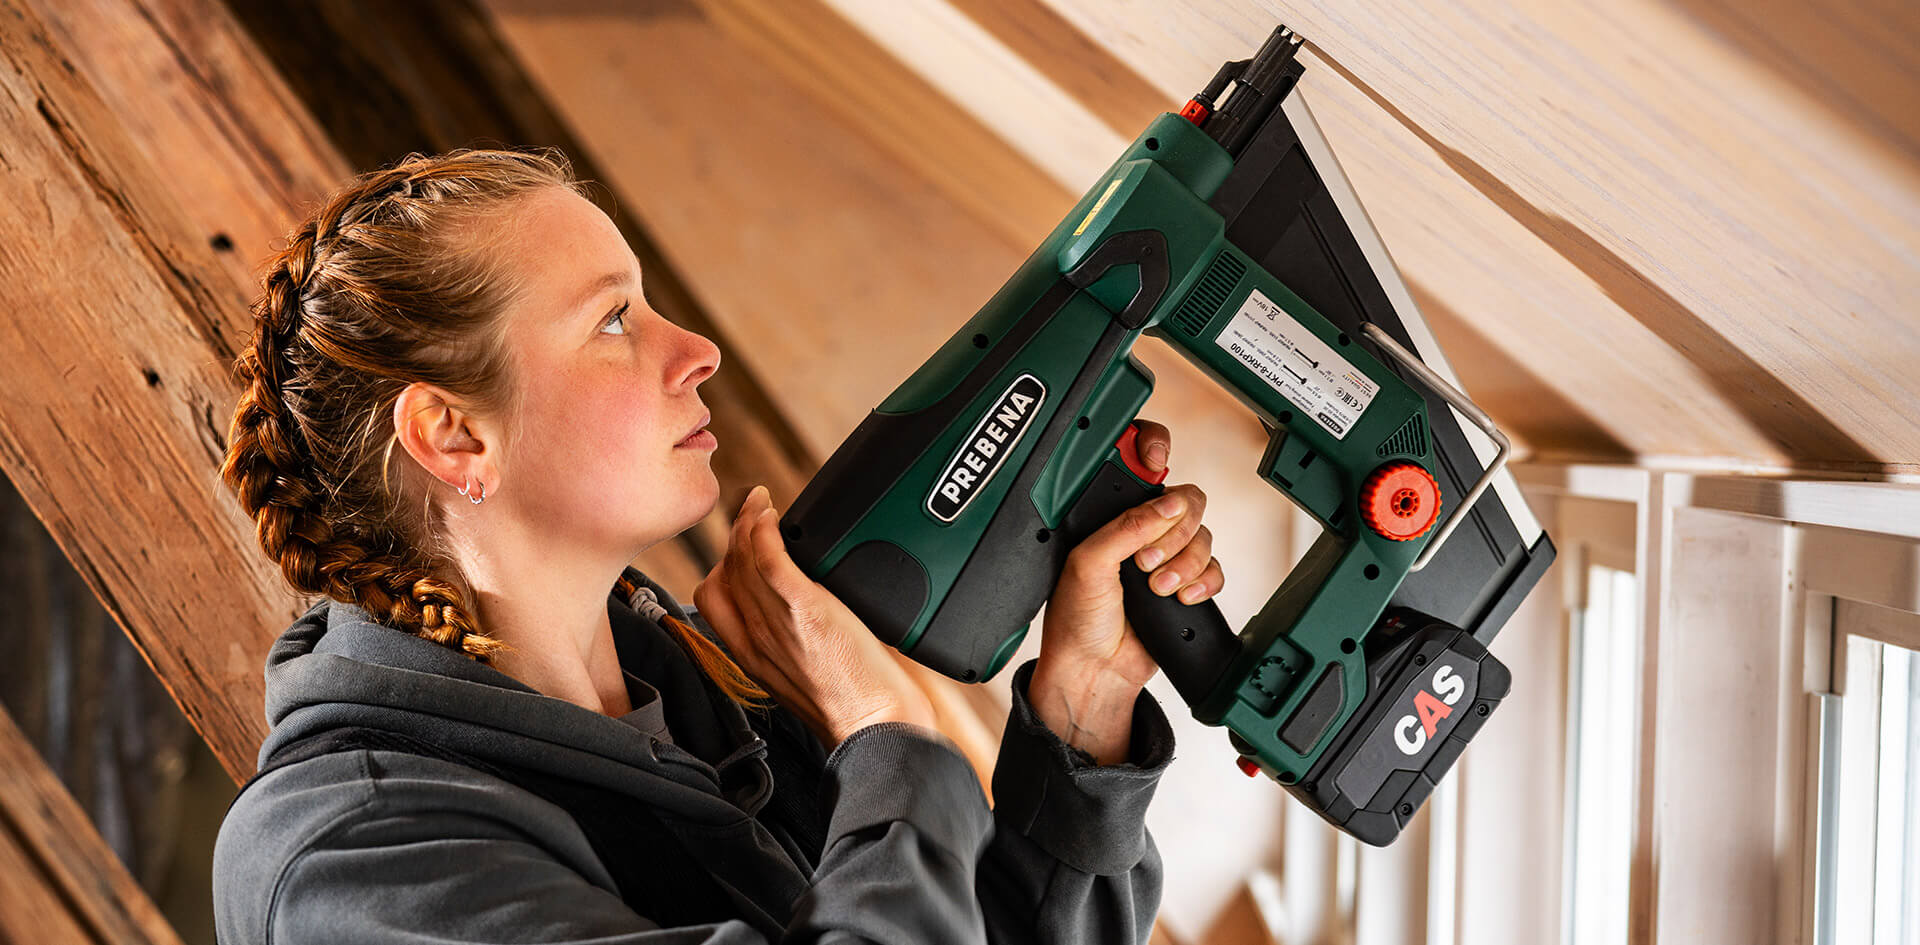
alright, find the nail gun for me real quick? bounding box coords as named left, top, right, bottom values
left=780, top=25, right=1556, bottom=845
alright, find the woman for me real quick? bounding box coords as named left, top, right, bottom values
left=211, top=147, right=1225, bottom=944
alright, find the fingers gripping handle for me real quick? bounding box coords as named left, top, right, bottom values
left=1117, top=553, right=1240, bottom=706
left=1063, top=424, right=1241, bottom=706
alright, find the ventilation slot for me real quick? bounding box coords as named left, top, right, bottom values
left=1168, top=251, right=1246, bottom=338
left=1377, top=413, right=1428, bottom=458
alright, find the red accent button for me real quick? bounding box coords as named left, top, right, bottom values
left=1360, top=461, right=1442, bottom=541
left=1115, top=423, right=1169, bottom=485
left=1235, top=755, right=1262, bottom=778
left=1179, top=99, right=1211, bottom=125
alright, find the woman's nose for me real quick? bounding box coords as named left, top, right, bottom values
left=674, top=327, right=721, bottom=389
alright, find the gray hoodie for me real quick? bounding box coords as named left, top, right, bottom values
left=212, top=566, right=1175, bottom=944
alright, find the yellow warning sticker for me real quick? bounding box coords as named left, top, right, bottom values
left=1074, top=178, right=1126, bottom=237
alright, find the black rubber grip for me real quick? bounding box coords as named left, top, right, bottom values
left=1060, top=453, right=1241, bottom=706
left=1117, top=553, right=1240, bottom=705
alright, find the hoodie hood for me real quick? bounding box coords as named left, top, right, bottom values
left=256, top=566, right=773, bottom=828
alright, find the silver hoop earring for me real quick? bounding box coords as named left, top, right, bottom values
left=457, top=475, right=489, bottom=505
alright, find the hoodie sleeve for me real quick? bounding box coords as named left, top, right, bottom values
left=216, top=733, right=998, bottom=945
left=975, top=659, right=1175, bottom=945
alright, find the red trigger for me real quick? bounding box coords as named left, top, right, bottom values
left=1116, top=423, right=1169, bottom=485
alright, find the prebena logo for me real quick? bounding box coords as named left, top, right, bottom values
left=1393, top=662, right=1467, bottom=755
left=926, top=374, right=1045, bottom=523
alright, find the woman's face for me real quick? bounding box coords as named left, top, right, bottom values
left=490, top=186, right=723, bottom=557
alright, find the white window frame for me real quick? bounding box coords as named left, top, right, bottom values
left=1562, top=556, right=1640, bottom=945
left=1812, top=588, right=1920, bottom=944
left=1514, top=465, right=1920, bottom=945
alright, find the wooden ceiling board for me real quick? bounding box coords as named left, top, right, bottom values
left=817, top=0, right=1126, bottom=192
left=1406, top=283, right=1629, bottom=459
left=1025, top=0, right=1920, bottom=471
left=691, top=0, right=1072, bottom=248
left=803, top=1, right=1756, bottom=462
left=1291, top=66, right=1794, bottom=461
left=943, top=0, right=1172, bottom=137
left=757, top=1, right=1809, bottom=467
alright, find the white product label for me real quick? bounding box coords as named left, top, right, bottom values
left=1214, top=288, right=1378, bottom=439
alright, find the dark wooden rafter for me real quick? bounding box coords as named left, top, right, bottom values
left=0, top=703, right=184, bottom=945
left=0, top=0, right=303, bottom=782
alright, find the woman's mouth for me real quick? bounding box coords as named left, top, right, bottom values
left=675, top=411, right=716, bottom=449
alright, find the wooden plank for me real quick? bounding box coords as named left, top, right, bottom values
left=0, top=0, right=308, bottom=781
left=1801, top=526, right=1920, bottom=616
left=840, top=0, right=1920, bottom=473
left=691, top=0, right=1071, bottom=248
left=0, top=704, right=184, bottom=945
left=942, top=0, right=1169, bottom=138
left=1836, top=597, right=1920, bottom=652
left=1648, top=507, right=1792, bottom=943
left=814, top=0, right=1124, bottom=193
left=1679, top=476, right=1920, bottom=540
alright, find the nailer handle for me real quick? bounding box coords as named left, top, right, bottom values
left=1059, top=422, right=1241, bottom=706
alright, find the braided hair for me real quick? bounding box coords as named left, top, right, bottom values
left=220, top=147, right=767, bottom=705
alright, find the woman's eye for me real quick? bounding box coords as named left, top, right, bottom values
left=600, top=302, right=630, bottom=336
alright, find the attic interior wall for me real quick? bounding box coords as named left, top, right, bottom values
left=0, top=0, right=1914, bottom=943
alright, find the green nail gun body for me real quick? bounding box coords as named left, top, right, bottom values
left=780, top=25, right=1555, bottom=845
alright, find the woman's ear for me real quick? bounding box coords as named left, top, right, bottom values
left=392, top=381, right=492, bottom=490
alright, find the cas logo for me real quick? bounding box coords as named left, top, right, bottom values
left=926, top=374, right=1046, bottom=523
left=1394, top=663, right=1467, bottom=755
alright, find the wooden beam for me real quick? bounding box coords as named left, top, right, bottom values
left=691, top=0, right=1072, bottom=248
left=0, top=0, right=311, bottom=781
left=0, top=703, right=184, bottom=945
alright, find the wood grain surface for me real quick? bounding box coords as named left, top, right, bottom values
left=1015, top=0, right=1920, bottom=472
left=0, top=704, right=184, bottom=945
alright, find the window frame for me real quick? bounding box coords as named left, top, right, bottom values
left=1815, top=594, right=1920, bottom=945
left=1512, top=465, right=1920, bottom=945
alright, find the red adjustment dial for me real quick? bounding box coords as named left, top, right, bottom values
left=1360, top=461, right=1442, bottom=541
left=1179, top=99, right=1212, bottom=125
left=1115, top=423, right=1168, bottom=485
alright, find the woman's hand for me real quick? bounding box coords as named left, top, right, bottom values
left=692, top=484, right=937, bottom=749
left=1033, top=419, right=1223, bottom=764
